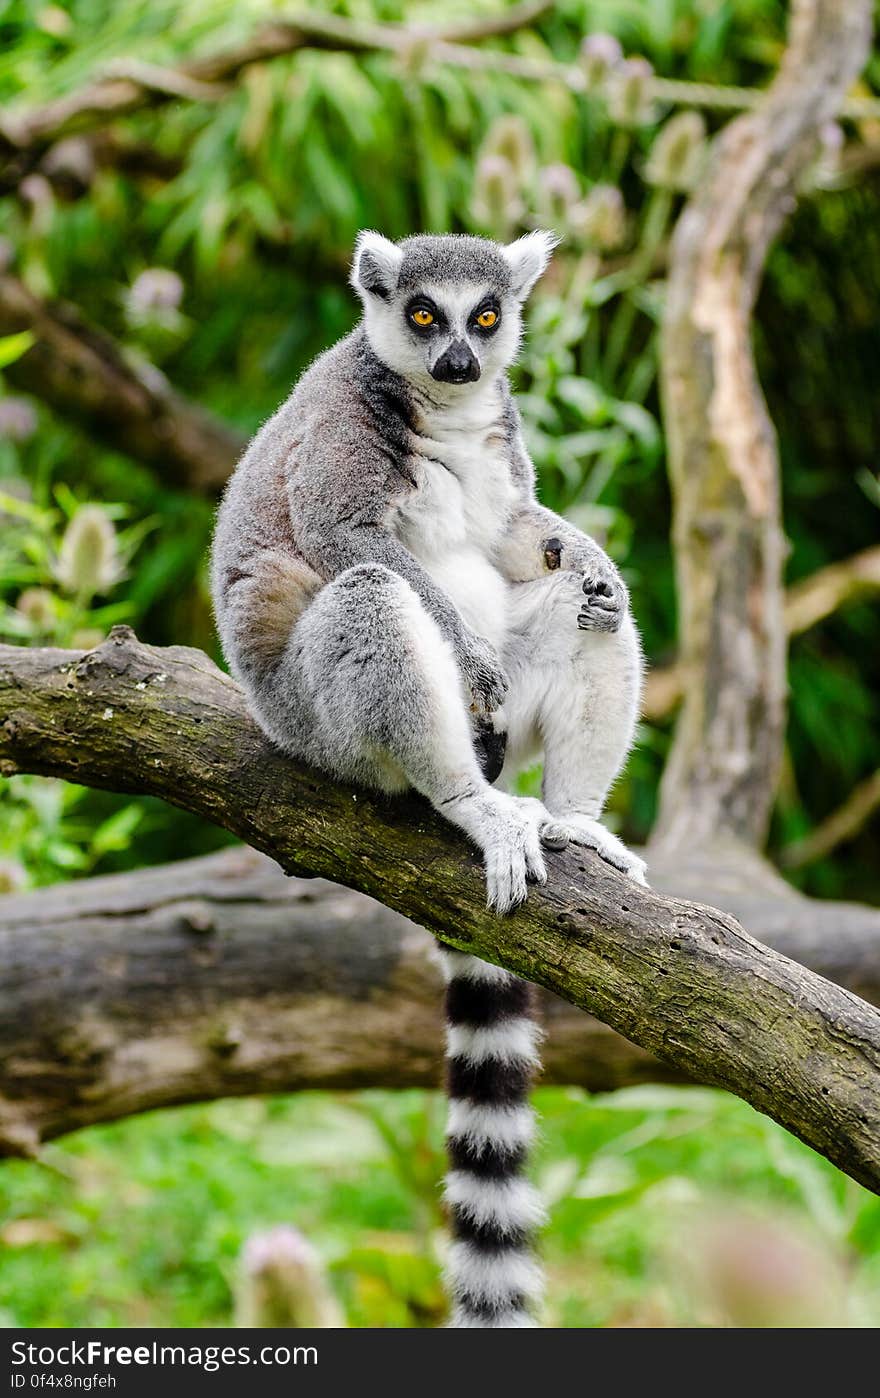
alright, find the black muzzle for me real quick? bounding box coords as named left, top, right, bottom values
left=431, top=340, right=480, bottom=384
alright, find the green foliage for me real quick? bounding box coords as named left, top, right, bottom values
left=1, top=1088, right=878, bottom=1328
left=0, top=418, right=224, bottom=884
left=0, top=331, right=34, bottom=368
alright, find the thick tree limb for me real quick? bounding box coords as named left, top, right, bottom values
left=655, top=0, right=872, bottom=849
left=643, top=544, right=880, bottom=720
left=1, top=628, right=879, bottom=1190
left=0, top=848, right=673, bottom=1155
left=2, top=843, right=880, bottom=1155
left=0, top=273, right=244, bottom=492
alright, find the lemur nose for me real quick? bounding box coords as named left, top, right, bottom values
left=431, top=340, right=480, bottom=384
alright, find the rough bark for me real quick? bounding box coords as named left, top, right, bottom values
left=0, top=273, right=244, bottom=492
left=2, top=843, right=880, bottom=1155
left=655, top=0, right=872, bottom=849
left=1, top=628, right=879, bottom=1190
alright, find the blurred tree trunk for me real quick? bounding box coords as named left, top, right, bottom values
left=654, top=0, right=872, bottom=851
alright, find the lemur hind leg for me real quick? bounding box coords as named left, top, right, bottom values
left=501, top=570, right=647, bottom=886
left=238, top=562, right=557, bottom=913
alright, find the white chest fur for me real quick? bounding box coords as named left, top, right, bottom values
left=393, top=385, right=517, bottom=649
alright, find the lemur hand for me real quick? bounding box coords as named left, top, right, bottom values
left=576, top=560, right=628, bottom=634
left=460, top=630, right=509, bottom=715
left=542, top=535, right=628, bottom=634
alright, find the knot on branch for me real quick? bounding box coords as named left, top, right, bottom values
left=75, top=623, right=141, bottom=679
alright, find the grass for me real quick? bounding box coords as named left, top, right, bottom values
left=1, top=1086, right=878, bottom=1328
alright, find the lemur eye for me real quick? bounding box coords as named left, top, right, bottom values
left=411, top=308, right=434, bottom=327
left=476, top=308, right=498, bottom=329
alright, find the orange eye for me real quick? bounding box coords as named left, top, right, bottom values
left=411, top=308, right=434, bottom=327
left=476, top=308, right=498, bottom=329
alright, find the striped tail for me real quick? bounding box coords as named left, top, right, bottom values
left=440, top=947, right=546, bottom=1328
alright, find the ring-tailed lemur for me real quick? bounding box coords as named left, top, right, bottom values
left=211, top=230, right=645, bottom=1328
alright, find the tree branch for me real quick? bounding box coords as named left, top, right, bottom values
left=1, top=627, right=879, bottom=1191
left=0, top=272, right=244, bottom=492
left=0, top=6, right=552, bottom=189
left=781, top=769, right=880, bottom=869
left=784, top=544, right=880, bottom=637
left=643, top=544, right=880, bottom=721
left=655, top=0, right=872, bottom=850
left=416, top=2, right=554, bottom=43
left=3, top=842, right=880, bottom=1155
left=28, top=132, right=184, bottom=202
left=4, top=4, right=880, bottom=196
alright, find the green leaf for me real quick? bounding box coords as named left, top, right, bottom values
left=0, top=331, right=35, bottom=369
left=89, top=803, right=145, bottom=858
left=610, top=400, right=660, bottom=447
left=556, top=376, right=607, bottom=424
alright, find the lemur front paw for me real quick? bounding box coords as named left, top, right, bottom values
left=460, top=631, right=509, bottom=715
left=513, top=796, right=572, bottom=852
left=481, top=795, right=548, bottom=914
left=551, top=814, right=648, bottom=885
left=577, top=565, right=628, bottom=634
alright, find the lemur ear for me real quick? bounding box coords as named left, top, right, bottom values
left=350, top=231, right=403, bottom=301
left=502, top=230, right=559, bottom=300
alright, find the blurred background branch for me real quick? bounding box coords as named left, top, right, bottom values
left=781, top=767, right=880, bottom=869
left=643, top=543, right=880, bottom=719
left=784, top=542, right=880, bottom=636
left=0, top=273, right=242, bottom=490
left=653, top=0, right=871, bottom=852
left=2, top=845, right=880, bottom=1154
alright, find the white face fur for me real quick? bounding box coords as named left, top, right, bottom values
left=350, top=231, right=556, bottom=394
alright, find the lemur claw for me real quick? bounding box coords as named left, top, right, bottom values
left=551, top=815, right=648, bottom=886
left=577, top=603, right=622, bottom=634
left=511, top=798, right=571, bottom=854
left=482, top=796, right=548, bottom=914
left=537, top=817, right=570, bottom=851
left=583, top=576, right=614, bottom=599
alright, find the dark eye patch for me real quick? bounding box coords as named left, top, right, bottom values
left=470, top=298, right=501, bottom=333
left=405, top=296, right=444, bottom=331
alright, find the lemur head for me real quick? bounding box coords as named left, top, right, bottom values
left=350, top=231, right=556, bottom=389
